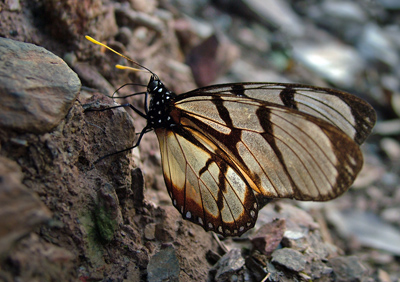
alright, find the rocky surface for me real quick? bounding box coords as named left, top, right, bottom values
left=0, top=156, right=51, bottom=261
left=0, top=37, right=81, bottom=133
left=0, top=0, right=399, bottom=281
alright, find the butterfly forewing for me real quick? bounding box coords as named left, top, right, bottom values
left=184, top=83, right=376, bottom=145
left=172, top=94, right=363, bottom=200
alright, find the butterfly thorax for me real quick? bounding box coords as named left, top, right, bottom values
left=146, top=75, right=177, bottom=129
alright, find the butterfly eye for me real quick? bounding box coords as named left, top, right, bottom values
left=147, top=76, right=159, bottom=92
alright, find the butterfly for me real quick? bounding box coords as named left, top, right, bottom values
left=85, top=36, right=376, bottom=237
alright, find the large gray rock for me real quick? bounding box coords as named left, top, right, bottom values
left=0, top=37, right=81, bottom=134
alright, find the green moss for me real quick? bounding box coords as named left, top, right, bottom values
left=93, top=202, right=118, bottom=243
left=78, top=212, right=105, bottom=267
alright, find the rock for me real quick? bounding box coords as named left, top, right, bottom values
left=42, top=0, right=117, bottom=42
left=147, top=245, right=181, bottom=282
left=114, top=2, right=165, bottom=34
left=131, top=167, right=145, bottom=208
left=328, top=256, right=368, bottom=282
left=390, top=91, right=400, bottom=119
left=292, top=41, right=365, bottom=88
left=0, top=156, right=51, bottom=260
left=377, top=269, right=392, bottom=282
left=206, top=249, right=221, bottom=265
left=82, top=91, right=137, bottom=164
left=6, top=234, right=75, bottom=281
left=326, top=209, right=400, bottom=256
left=168, top=0, right=209, bottom=15
left=175, top=16, right=214, bottom=45
left=352, top=162, right=385, bottom=189
left=155, top=206, right=180, bottom=242
left=211, top=248, right=245, bottom=282
left=374, top=119, right=400, bottom=135
left=213, top=0, right=305, bottom=37
left=306, top=1, right=367, bottom=43
left=256, top=202, right=320, bottom=234
left=235, top=24, right=271, bottom=53
left=94, top=184, right=123, bottom=242
left=271, top=248, right=307, bottom=272
left=380, top=138, right=400, bottom=161
left=144, top=223, right=156, bottom=240
left=224, top=59, right=290, bottom=85
left=381, top=207, right=400, bottom=224
left=378, top=0, right=400, bottom=10
left=308, top=260, right=333, bottom=280
left=186, top=34, right=239, bottom=86
left=129, top=0, right=158, bottom=14
left=72, top=62, right=115, bottom=96
left=320, top=1, right=367, bottom=23
left=245, top=256, right=269, bottom=281
left=251, top=218, right=286, bottom=256
left=116, top=26, right=134, bottom=46
left=0, top=37, right=81, bottom=134
left=357, top=24, right=399, bottom=69
left=7, top=0, right=21, bottom=11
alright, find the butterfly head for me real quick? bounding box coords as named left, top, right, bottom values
left=147, top=74, right=161, bottom=93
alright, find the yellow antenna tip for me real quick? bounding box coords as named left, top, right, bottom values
left=116, top=64, right=147, bottom=72
left=85, top=35, right=100, bottom=45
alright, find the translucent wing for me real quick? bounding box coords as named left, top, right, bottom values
left=185, top=83, right=376, bottom=145
left=156, top=126, right=266, bottom=237
left=156, top=90, right=368, bottom=236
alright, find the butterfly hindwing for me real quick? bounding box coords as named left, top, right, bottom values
left=156, top=126, right=262, bottom=236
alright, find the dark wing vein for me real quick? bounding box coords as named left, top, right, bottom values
left=174, top=94, right=362, bottom=201
left=156, top=125, right=257, bottom=236
left=179, top=83, right=376, bottom=144
left=270, top=110, right=337, bottom=188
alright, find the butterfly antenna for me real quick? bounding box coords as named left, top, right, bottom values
left=85, top=35, right=158, bottom=79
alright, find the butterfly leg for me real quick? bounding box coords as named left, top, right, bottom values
left=84, top=102, right=152, bottom=163
left=84, top=103, right=147, bottom=119
left=92, top=125, right=151, bottom=164
left=108, top=91, right=149, bottom=114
